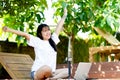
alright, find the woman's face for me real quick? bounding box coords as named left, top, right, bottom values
left=41, top=26, right=51, bottom=40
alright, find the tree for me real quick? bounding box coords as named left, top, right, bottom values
left=52, top=0, right=95, bottom=63
left=52, top=0, right=120, bottom=63
left=94, top=0, right=120, bottom=32
left=0, top=0, right=48, bottom=45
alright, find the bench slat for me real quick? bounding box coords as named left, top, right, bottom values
left=0, top=52, right=33, bottom=79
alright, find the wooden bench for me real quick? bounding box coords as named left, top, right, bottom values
left=0, top=52, right=78, bottom=79
left=74, top=62, right=120, bottom=80
left=1, top=52, right=120, bottom=79
left=0, top=52, right=33, bottom=79
left=89, top=27, right=120, bottom=62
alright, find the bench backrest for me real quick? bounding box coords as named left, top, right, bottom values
left=0, top=52, right=33, bottom=79
left=93, top=27, right=120, bottom=45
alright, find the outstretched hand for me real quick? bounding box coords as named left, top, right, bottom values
left=63, top=7, right=67, bottom=17
left=2, top=26, right=8, bottom=32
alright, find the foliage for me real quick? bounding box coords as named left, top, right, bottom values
left=0, top=0, right=47, bottom=17
left=57, top=35, right=68, bottom=63
left=52, top=0, right=96, bottom=63
left=57, top=35, right=89, bottom=63
left=52, top=0, right=95, bottom=36
left=52, top=0, right=120, bottom=62
left=73, top=37, right=89, bottom=62
left=0, top=0, right=47, bottom=45
left=52, top=0, right=120, bottom=35
left=0, top=0, right=120, bottom=62
left=94, top=0, right=120, bottom=32
left=88, top=33, right=108, bottom=47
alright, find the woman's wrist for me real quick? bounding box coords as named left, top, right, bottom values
left=62, top=14, right=67, bottom=19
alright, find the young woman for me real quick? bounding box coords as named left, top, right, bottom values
left=2, top=8, right=68, bottom=80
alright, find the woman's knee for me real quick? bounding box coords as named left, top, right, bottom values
left=34, top=65, right=52, bottom=80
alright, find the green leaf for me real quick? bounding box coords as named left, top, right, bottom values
left=40, top=0, right=48, bottom=8
left=61, top=2, right=67, bottom=8
left=26, top=12, right=34, bottom=22
left=36, top=14, right=41, bottom=23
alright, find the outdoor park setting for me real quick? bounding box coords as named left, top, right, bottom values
left=0, top=0, right=120, bottom=80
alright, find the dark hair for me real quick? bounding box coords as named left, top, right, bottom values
left=37, top=24, right=57, bottom=51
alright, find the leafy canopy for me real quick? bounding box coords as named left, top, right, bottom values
left=0, top=0, right=48, bottom=45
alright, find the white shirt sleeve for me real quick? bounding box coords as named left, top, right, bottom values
left=27, top=35, right=40, bottom=47
left=51, top=33, right=60, bottom=45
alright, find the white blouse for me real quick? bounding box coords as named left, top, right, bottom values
left=27, top=33, right=60, bottom=72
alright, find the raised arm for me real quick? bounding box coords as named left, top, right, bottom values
left=54, top=8, right=67, bottom=35
left=2, top=26, right=30, bottom=40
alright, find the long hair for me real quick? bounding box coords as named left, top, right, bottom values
left=37, top=24, right=57, bottom=51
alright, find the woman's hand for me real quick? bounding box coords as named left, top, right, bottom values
left=2, top=26, right=8, bottom=32
left=63, top=7, right=67, bottom=17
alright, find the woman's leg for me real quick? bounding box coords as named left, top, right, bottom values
left=34, top=65, right=52, bottom=80
left=31, top=71, right=35, bottom=80
left=52, top=68, right=68, bottom=79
